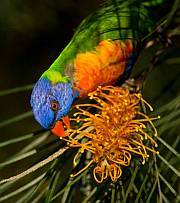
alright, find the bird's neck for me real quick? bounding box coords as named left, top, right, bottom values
left=41, top=70, right=79, bottom=99
left=42, top=70, right=69, bottom=84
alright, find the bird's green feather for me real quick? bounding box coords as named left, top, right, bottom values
left=42, top=70, right=69, bottom=83
left=42, top=0, right=167, bottom=84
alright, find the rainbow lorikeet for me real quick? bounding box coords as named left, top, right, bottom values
left=30, top=0, right=166, bottom=136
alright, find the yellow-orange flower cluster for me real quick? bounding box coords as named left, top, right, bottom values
left=63, top=86, right=159, bottom=183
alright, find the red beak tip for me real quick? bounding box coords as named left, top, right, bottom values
left=51, top=121, right=65, bottom=137
left=62, top=115, right=70, bottom=129
left=51, top=116, right=70, bottom=138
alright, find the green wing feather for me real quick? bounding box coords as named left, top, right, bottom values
left=42, top=0, right=167, bottom=83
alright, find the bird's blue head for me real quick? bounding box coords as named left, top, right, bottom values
left=30, top=77, right=78, bottom=130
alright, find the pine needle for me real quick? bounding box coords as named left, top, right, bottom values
left=0, top=146, right=68, bottom=184
left=0, top=174, right=45, bottom=202
left=0, top=84, right=34, bottom=97
left=159, top=173, right=177, bottom=196
left=158, top=154, right=180, bottom=177
left=0, top=111, right=32, bottom=128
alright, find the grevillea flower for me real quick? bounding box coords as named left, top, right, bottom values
left=63, top=86, right=159, bottom=183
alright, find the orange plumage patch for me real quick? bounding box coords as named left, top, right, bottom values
left=74, top=40, right=133, bottom=97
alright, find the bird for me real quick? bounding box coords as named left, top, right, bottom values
left=30, top=0, right=166, bottom=137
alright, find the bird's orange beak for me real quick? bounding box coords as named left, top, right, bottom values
left=51, top=115, right=70, bottom=137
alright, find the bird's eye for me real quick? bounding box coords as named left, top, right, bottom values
left=51, top=100, right=59, bottom=111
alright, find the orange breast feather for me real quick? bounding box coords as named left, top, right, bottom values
left=74, top=40, right=133, bottom=97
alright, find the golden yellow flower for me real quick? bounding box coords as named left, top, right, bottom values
left=62, top=86, right=159, bottom=183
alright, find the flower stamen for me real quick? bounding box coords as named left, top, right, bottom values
left=66, top=86, right=159, bottom=183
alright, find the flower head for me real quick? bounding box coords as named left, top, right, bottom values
left=63, top=86, right=159, bottom=183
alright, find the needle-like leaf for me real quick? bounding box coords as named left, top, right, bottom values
left=0, top=84, right=34, bottom=97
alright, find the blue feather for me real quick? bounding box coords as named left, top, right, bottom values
left=30, top=78, right=77, bottom=129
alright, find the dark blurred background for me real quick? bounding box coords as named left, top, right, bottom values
left=0, top=0, right=102, bottom=89
left=0, top=0, right=102, bottom=182
left=0, top=1, right=103, bottom=131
